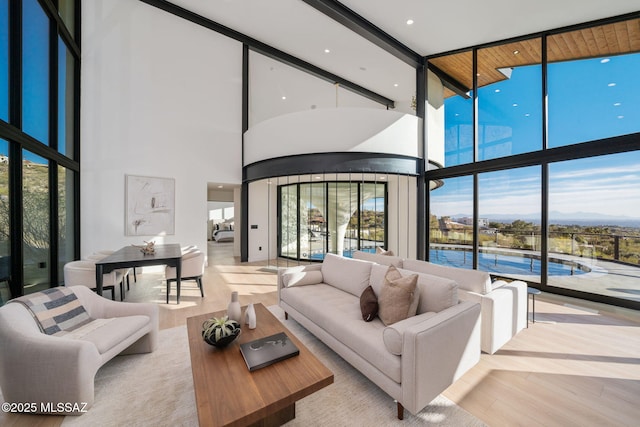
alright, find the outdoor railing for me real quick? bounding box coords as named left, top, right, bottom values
left=430, top=228, right=640, bottom=266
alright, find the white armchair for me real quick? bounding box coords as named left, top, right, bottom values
left=64, top=260, right=124, bottom=301
left=0, top=286, right=158, bottom=414
left=165, top=249, right=205, bottom=304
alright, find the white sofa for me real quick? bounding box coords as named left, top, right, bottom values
left=0, top=286, right=158, bottom=414
left=353, top=251, right=527, bottom=354
left=278, top=253, right=481, bottom=419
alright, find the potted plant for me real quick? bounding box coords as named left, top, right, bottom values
left=202, top=315, right=241, bottom=347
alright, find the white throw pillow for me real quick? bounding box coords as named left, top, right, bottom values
left=282, top=270, right=323, bottom=287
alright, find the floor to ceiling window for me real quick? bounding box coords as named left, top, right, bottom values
left=478, top=39, right=542, bottom=160
left=547, top=23, right=640, bottom=147
left=279, top=179, right=386, bottom=261
left=0, top=138, right=8, bottom=303
left=22, top=150, right=49, bottom=293
left=22, top=0, right=50, bottom=146
left=427, top=15, right=640, bottom=309
left=0, top=0, right=7, bottom=123
left=0, top=0, right=80, bottom=300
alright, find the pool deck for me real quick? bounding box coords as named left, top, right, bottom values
left=431, top=244, right=640, bottom=303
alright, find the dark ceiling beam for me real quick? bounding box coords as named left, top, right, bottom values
left=427, top=62, right=471, bottom=99
left=301, top=0, right=424, bottom=68
left=138, top=0, right=394, bottom=108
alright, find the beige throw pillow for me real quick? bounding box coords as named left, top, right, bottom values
left=376, top=247, right=395, bottom=256
left=377, top=265, right=418, bottom=326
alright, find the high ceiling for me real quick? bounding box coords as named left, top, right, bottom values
left=177, top=0, right=638, bottom=193
left=167, top=0, right=639, bottom=108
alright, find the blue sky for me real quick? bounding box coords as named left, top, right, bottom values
left=431, top=151, right=640, bottom=221
left=435, top=52, right=640, bottom=222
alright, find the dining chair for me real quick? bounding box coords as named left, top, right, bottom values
left=95, top=249, right=138, bottom=284
left=85, top=252, right=133, bottom=299
left=63, top=260, right=123, bottom=301
left=165, top=249, right=205, bottom=304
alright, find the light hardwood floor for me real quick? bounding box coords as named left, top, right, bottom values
left=2, top=241, right=639, bottom=426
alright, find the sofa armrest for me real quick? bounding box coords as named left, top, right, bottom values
left=477, top=280, right=527, bottom=354
left=0, top=304, right=101, bottom=412
left=400, top=300, right=481, bottom=415
left=277, top=264, right=323, bottom=301
left=72, top=285, right=158, bottom=320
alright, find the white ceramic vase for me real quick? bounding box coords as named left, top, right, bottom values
left=246, top=303, right=257, bottom=329
left=227, top=291, right=241, bottom=323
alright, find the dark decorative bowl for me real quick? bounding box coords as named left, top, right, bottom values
left=202, top=328, right=242, bottom=348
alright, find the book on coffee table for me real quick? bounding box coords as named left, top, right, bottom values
left=240, top=332, right=300, bottom=371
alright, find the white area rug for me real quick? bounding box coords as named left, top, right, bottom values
left=60, top=306, right=485, bottom=426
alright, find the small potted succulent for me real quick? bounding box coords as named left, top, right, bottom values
left=202, top=315, right=241, bottom=348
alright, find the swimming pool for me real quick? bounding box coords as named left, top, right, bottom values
left=429, top=248, right=587, bottom=276
left=307, top=247, right=587, bottom=276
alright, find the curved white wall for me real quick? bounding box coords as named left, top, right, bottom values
left=243, top=107, right=421, bottom=166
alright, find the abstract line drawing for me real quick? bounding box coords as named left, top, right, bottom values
left=125, top=175, right=175, bottom=236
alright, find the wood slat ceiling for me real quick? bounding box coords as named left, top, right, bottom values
left=429, top=18, right=640, bottom=97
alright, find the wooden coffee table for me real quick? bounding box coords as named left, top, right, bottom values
left=187, top=303, right=333, bottom=426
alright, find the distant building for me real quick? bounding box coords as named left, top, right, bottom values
left=457, top=217, right=489, bottom=228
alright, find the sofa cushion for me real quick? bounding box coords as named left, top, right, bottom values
left=382, top=311, right=438, bottom=355
left=321, top=253, right=373, bottom=297
left=281, top=284, right=401, bottom=382
left=369, top=264, right=390, bottom=296
left=282, top=270, right=323, bottom=287
left=397, top=268, right=458, bottom=314
left=63, top=315, right=151, bottom=354
left=378, top=266, right=419, bottom=326
left=402, top=259, right=492, bottom=295
left=353, top=250, right=403, bottom=268
left=360, top=286, right=378, bottom=322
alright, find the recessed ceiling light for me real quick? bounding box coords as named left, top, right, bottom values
left=379, top=176, right=387, bottom=180
left=608, top=83, right=616, bottom=87
left=394, top=83, right=399, bottom=87
left=601, top=58, right=610, bottom=63
left=217, top=185, right=223, bottom=189
left=315, top=176, right=321, bottom=180
left=406, top=19, right=414, bottom=25
left=513, top=50, right=520, bottom=55
left=324, top=49, right=330, bottom=53
left=281, top=96, right=287, bottom=100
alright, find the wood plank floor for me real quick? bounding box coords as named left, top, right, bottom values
left=2, top=241, right=639, bottom=426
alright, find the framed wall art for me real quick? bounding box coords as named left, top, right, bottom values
left=125, top=174, right=175, bottom=236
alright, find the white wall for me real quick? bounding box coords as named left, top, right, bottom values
left=81, top=0, right=242, bottom=259
left=247, top=179, right=278, bottom=263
